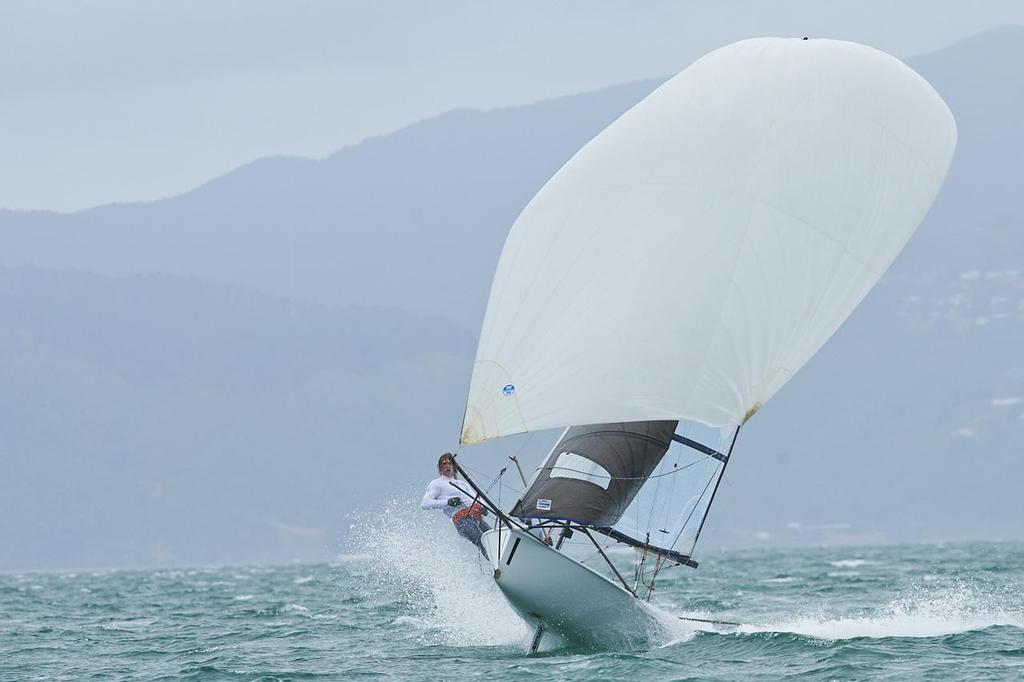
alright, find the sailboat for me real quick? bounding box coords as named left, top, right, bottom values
left=452, top=37, right=956, bottom=651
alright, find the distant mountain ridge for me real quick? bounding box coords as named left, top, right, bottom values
left=0, top=80, right=661, bottom=333
left=2, top=29, right=1022, bottom=334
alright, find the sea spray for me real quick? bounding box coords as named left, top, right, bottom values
left=349, top=499, right=531, bottom=647
left=348, top=500, right=698, bottom=651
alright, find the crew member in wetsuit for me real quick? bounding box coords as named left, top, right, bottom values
left=421, top=452, right=490, bottom=555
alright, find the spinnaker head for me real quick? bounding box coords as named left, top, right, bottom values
left=461, top=37, right=957, bottom=446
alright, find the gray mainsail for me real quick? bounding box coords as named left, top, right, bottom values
left=510, top=421, right=678, bottom=527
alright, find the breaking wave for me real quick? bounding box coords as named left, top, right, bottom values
left=742, top=580, right=1024, bottom=640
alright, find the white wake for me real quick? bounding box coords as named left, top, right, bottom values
left=741, top=581, right=1024, bottom=640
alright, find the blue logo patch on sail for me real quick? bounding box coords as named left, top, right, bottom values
left=502, top=384, right=516, bottom=396
left=536, top=499, right=552, bottom=511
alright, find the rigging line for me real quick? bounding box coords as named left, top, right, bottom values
left=535, top=457, right=707, bottom=481
left=633, top=536, right=648, bottom=593
left=511, top=431, right=535, bottom=459
left=690, top=425, right=742, bottom=550
left=634, top=470, right=640, bottom=569
left=492, top=466, right=504, bottom=509
left=659, top=429, right=687, bottom=534
left=449, top=458, right=531, bottom=534
left=577, top=539, right=619, bottom=563
left=667, top=427, right=735, bottom=552
left=460, top=463, right=523, bottom=497
left=670, top=465, right=718, bottom=551
left=449, top=465, right=506, bottom=512
left=487, top=466, right=507, bottom=495
left=644, top=555, right=666, bottom=600
left=579, top=527, right=635, bottom=595
left=475, top=473, right=521, bottom=498
left=643, top=448, right=666, bottom=543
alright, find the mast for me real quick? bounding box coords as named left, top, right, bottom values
left=689, top=424, right=741, bottom=550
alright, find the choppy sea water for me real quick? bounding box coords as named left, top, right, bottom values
left=3, top=525, right=1023, bottom=680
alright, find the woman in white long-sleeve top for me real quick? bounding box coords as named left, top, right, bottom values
left=421, top=452, right=490, bottom=555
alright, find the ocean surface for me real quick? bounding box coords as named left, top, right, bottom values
left=3, top=527, right=1023, bottom=680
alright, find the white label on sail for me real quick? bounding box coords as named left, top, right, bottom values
left=536, top=499, right=552, bottom=511
left=549, top=451, right=612, bottom=490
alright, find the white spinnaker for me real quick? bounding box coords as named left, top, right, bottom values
left=461, top=38, right=956, bottom=446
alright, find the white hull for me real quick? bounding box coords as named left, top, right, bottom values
left=481, top=527, right=669, bottom=649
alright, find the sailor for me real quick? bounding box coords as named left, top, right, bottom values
left=421, top=452, right=491, bottom=555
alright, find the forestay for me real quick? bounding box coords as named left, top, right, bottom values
left=461, top=37, right=956, bottom=446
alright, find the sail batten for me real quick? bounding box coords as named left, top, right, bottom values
left=460, top=37, right=956, bottom=446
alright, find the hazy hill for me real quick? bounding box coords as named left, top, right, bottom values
left=0, top=268, right=476, bottom=569
left=910, top=27, right=1024, bottom=236
left=1, top=29, right=1022, bottom=569
left=1, top=29, right=1023, bottom=334
left=0, top=81, right=659, bottom=334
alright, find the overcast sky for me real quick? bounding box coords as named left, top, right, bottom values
left=3, top=1, right=1023, bottom=212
